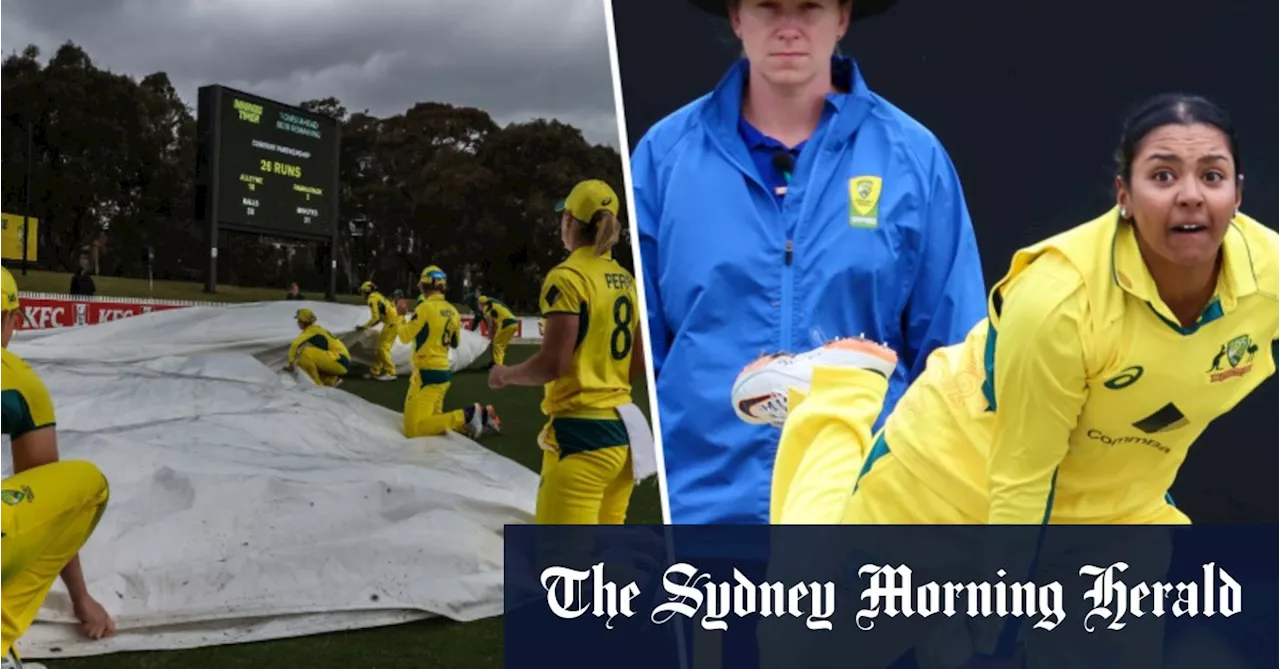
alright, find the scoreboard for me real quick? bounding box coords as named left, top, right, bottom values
left=196, top=85, right=340, bottom=239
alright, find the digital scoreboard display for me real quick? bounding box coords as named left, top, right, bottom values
left=197, top=85, right=340, bottom=239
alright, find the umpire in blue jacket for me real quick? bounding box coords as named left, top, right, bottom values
left=632, top=0, right=987, bottom=525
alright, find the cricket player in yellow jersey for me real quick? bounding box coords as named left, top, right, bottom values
left=465, top=292, right=519, bottom=367
left=488, top=179, right=647, bottom=525
left=760, top=94, right=1278, bottom=527
left=397, top=265, right=499, bottom=440
left=1, top=268, right=115, bottom=667
left=749, top=92, right=1278, bottom=532
left=355, top=281, right=400, bottom=380
left=285, top=309, right=351, bottom=387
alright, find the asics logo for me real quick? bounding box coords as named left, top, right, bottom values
left=1103, top=366, right=1143, bottom=390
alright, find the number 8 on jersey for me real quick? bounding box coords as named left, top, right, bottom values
left=539, top=250, right=639, bottom=416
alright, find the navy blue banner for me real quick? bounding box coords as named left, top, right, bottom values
left=504, top=525, right=1276, bottom=669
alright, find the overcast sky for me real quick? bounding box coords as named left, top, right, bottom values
left=1, top=0, right=623, bottom=148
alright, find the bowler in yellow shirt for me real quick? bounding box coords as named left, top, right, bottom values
left=762, top=94, right=1278, bottom=528
left=750, top=92, right=1277, bottom=669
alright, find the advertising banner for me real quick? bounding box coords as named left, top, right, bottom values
left=18, top=295, right=188, bottom=330
left=1, top=212, right=39, bottom=261
left=16, top=293, right=545, bottom=341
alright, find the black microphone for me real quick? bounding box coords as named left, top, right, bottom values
left=771, top=150, right=795, bottom=183
left=771, top=150, right=795, bottom=196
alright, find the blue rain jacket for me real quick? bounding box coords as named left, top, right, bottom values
left=632, top=56, right=987, bottom=525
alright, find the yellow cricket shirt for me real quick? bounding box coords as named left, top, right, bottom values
left=538, top=248, right=639, bottom=419
left=881, top=207, right=1279, bottom=524
left=398, top=293, right=459, bottom=377
left=361, top=291, right=400, bottom=329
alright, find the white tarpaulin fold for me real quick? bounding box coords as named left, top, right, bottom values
left=3, top=302, right=537, bottom=659
left=12, top=300, right=491, bottom=377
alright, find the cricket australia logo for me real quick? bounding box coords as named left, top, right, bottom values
left=1, top=485, right=34, bottom=506
left=1208, top=334, right=1258, bottom=383
left=848, top=175, right=882, bottom=229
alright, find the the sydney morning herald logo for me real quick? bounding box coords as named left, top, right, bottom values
left=538, top=560, right=1241, bottom=633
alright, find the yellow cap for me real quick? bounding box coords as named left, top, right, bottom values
left=2, top=267, right=19, bottom=312
left=295, top=308, right=317, bottom=324
left=555, top=179, right=620, bottom=222
left=360, top=281, right=375, bottom=294
left=0, top=264, right=30, bottom=327
left=420, top=265, right=447, bottom=288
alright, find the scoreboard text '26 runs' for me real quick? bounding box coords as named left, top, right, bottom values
left=215, top=90, right=338, bottom=237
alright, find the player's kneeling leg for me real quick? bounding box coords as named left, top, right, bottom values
left=296, top=348, right=347, bottom=387
left=404, top=380, right=484, bottom=439
left=2, top=461, right=110, bottom=658
left=295, top=349, right=324, bottom=386
left=321, top=355, right=350, bottom=387
left=403, top=372, right=423, bottom=435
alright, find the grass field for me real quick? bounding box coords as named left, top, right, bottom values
left=21, top=275, right=660, bottom=669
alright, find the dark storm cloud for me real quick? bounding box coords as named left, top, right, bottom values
left=1, top=0, right=622, bottom=147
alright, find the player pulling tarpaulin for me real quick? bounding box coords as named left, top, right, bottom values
left=2, top=267, right=116, bottom=669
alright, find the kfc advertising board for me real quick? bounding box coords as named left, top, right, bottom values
left=17, top=293, right=545, bottom=340
left=18, top=295, right=188, bottom=330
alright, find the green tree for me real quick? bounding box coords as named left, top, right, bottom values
left=1, top=40, right=629, bottom=314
